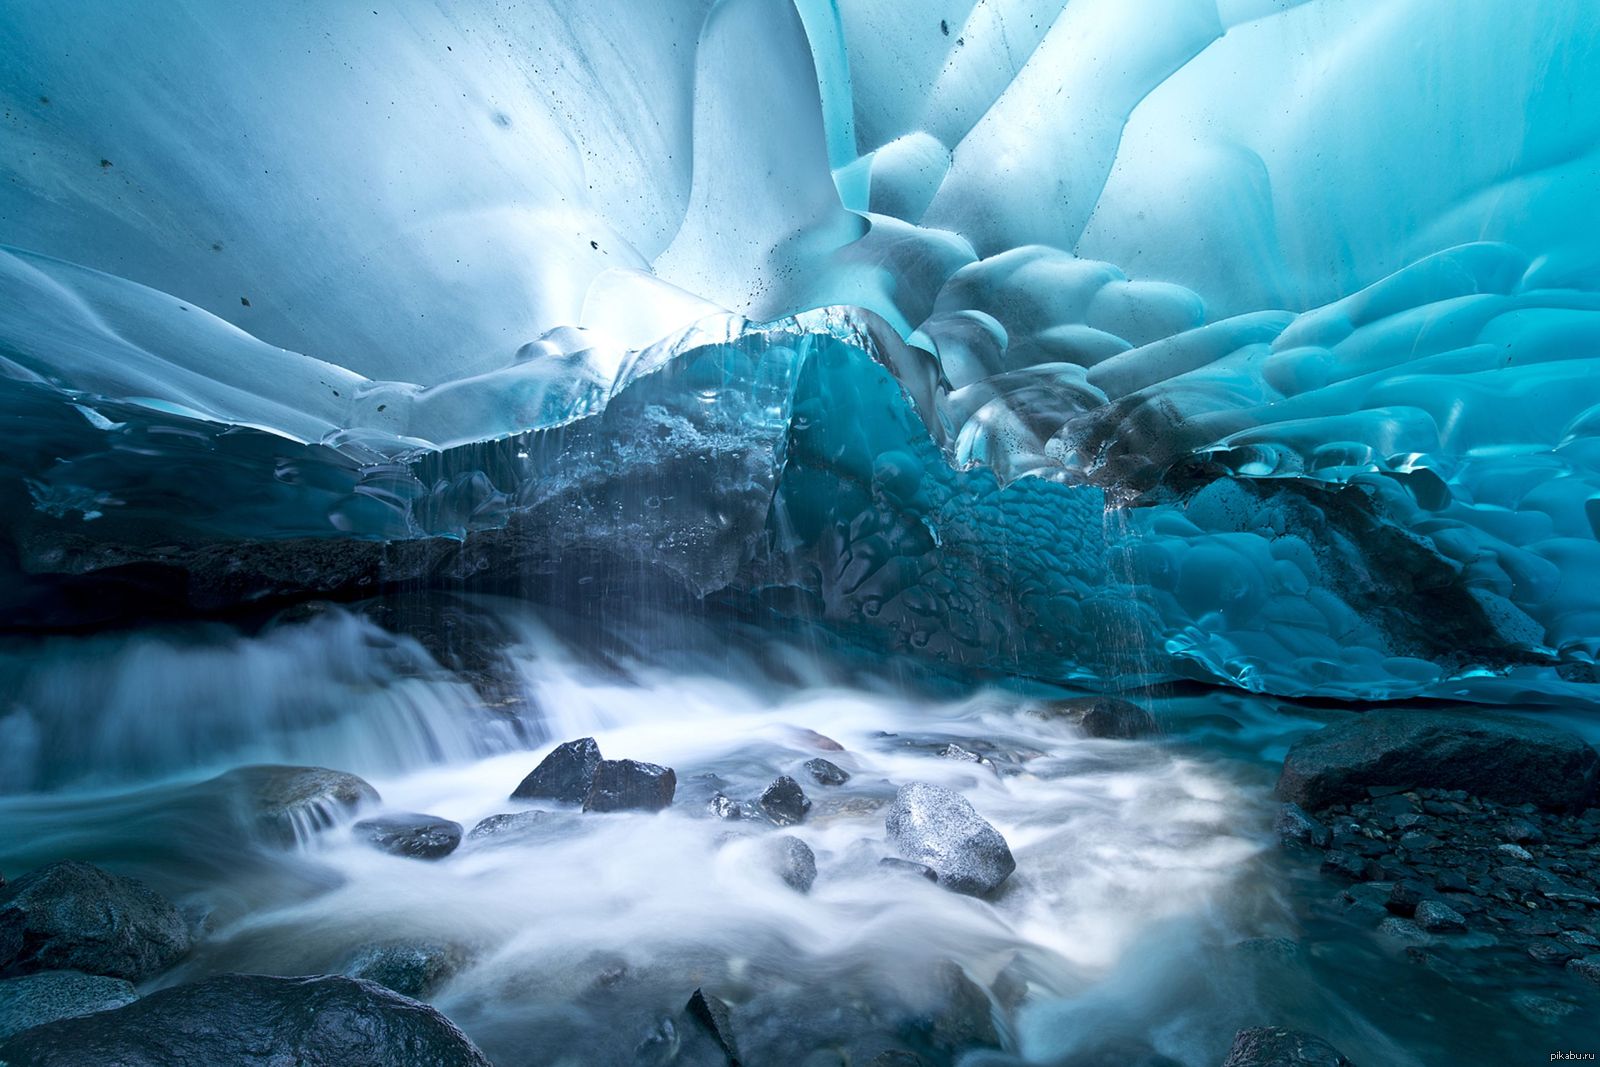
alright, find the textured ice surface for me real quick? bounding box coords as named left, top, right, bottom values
left=3, top=0, right=1599, bottom=697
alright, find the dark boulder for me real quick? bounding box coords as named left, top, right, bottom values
left=0, top=973, right=491, bottom=1066
left=884, top=782, right=1015, bottom=897
left=511, top=737, right=602, bottom=803
left=903, top=961, right=999, bottom=1056
left=0, top=971, right=137, bottom=1040
left=354, top=814, right=463, bottom=860
left=1221, top=1026, right=1354, bottom=1066
left=769, top=836, right=817, bottom=893
left=346, top=940, right=467, bottom=998
left=215, top=765, right=380, bottom=847
left=0, top=862, right=190, bottom=981
left=758, top=776, right=812, bottom=826
left=583, top=759, right=676, bottom=813
left=1044, top=696, right=1158, bottom=739
left=686, top=988, right=741, bottom=1065
left=803, top=758, right=850, bottom=787
left=1276, top=711, right=1599, bottom=812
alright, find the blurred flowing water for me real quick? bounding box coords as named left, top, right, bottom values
left=1, top=595, right=1591, bottom=1065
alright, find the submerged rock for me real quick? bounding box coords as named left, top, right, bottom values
left=467, top=810, right=568, bottom=844
left=346, top=940, right=467, bottom=998
left=769, top=835, right=817, bottom=893
left=583, top=759, right=676, bottom=813
left=354, top=814, right=463, bottom=860
left=1221, top=1026, right=1354, bottom=1066
left=758, top=775, right=812, bottom=825
left=1042, top=696, right=1158, bottom=739
left=904, top=961, right=999, bottom=1056
left=216, top=764, right=380, bottom=846
left=0, top=973, right=491, bottom=1066
left=686, top=988, right=741, bottom=1065
left=511, top=737, right=602, bottom=803
left=0, top=862, right=191, bottom=981
left=0, top=971, right=137, bottom=1039
left=884, top=782, right=1015, bottom=897
left=1276, top=710, right=1599, bottom=812
left=803, top=757, right=850, bottom=787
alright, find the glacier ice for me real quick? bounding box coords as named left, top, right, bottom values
left=3, top=0, right=1600, bottom=699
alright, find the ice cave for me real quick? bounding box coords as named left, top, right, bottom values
left=1, top=1, right=1598, bottom=1063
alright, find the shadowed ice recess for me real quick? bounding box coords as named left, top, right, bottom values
left=5, top=0, right=1600, bottom=703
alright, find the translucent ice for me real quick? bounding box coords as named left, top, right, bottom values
left=4, top=0, right=1600, bottom=698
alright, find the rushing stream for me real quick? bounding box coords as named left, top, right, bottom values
left=3, top=597, right=1593, bottom=1064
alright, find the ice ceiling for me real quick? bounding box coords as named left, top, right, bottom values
left=3, top=0, right=1599, bottom=698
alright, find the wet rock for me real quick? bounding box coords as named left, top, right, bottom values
left=354, top=814, right=463, bottom=860
left=0, top=973, right=491, bottom=1066
left=879, top=857, right=938, bottom=882
left=1276, top=710, right=1600, bottom=812
left=904, top=961, right=999, bottom=1055
left=803, top=758, right=850, bottom=787
left=346, top=940, right=466, bottom=998
left=686, top=988, right=741, bottom=1065
left=1528, top=941, right=1578, bottom=966
left=0, top=862, right=190, bottom=981
left=1385, top=880, right=1426, bottom=917
left=583, top=759, right=676, bottom=813
left=0, top=971, right=137, bottom=1039
left=885, top=782, right=1015, bottom=897
left=708, top=793, right=743, bottom=820
left=1319, top=850, right=1368, bottom=881
left=1041, top=695, right=1158, bottom=739
left=1413, top=900, right=1466, bottom=932
left=1221, top=1026, right=1354, bottom=1066
left=769, top=835, right=818, bottom=893
left=866, top=1053, right=923, bottom=1067
left=1275, top=803, right=1331, bottom=848
left=1496, top=842, right=1534, bottom=862
left=216, top=764, right=380, bottom=846
left=1569, top=954, right=1600, bottom=985
left=467, top=810, right=567, bottom=844
left=758, top=775, right=813, bottom=825
left=1376, top=916, right=1431, bottom=945
left=511, top=737, right=602, bottom=804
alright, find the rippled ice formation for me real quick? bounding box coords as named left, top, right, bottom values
left=4, top=0, right=1600, bottom=698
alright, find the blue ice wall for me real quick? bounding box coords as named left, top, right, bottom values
left=2, top=0, right=1598, bottom=697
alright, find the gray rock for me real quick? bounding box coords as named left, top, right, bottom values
left=0, top=862, right=191, bottom=981
left=708, top=793, right=743, bottom=820
left=511, top=737, right=602, bottom=803
left=1413, top=900, right=1467, bottom=932
left=354, top=814, right=463, bottom=860
left=215, top=764, right=380, bottom=847
left=346, top=940, right=466, bottom=998
left=1276, top=710, right=1599, bottom=812
left=1275, top=803, right=1331, bottom=848
left=884, top=782, right=1015, bottom=897
left=583, top=759, right=676, bottom=813
left=758, top=776, right=812, bottom=826
left=1570, top=954, right=1600, bottom=986
left=0, top=973, right=491, bottom=1066
left=1221, top=1026, right=1354, bottom=1066
left=905, top=961, right=999, bottom=1055
left=686, top=988, right=740, bottom=1065
left=467, top=810, right=566, bottom=844
left=769, top=836, right=817, bottom=894
left=0, top=971, right=137, bottom=1039
left=803, top=758, right=850, bottom=787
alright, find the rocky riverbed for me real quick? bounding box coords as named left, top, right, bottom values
left=1, top=599, right=1598, bottom=1065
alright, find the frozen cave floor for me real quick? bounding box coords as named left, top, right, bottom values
left=0, top=593, right=1597, bottom=1066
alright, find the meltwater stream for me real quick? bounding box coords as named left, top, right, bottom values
left=1, top=596, right=1585, bottom=1065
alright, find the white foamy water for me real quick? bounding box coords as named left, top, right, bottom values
left=0, top=599, right=1449, bottom=1065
